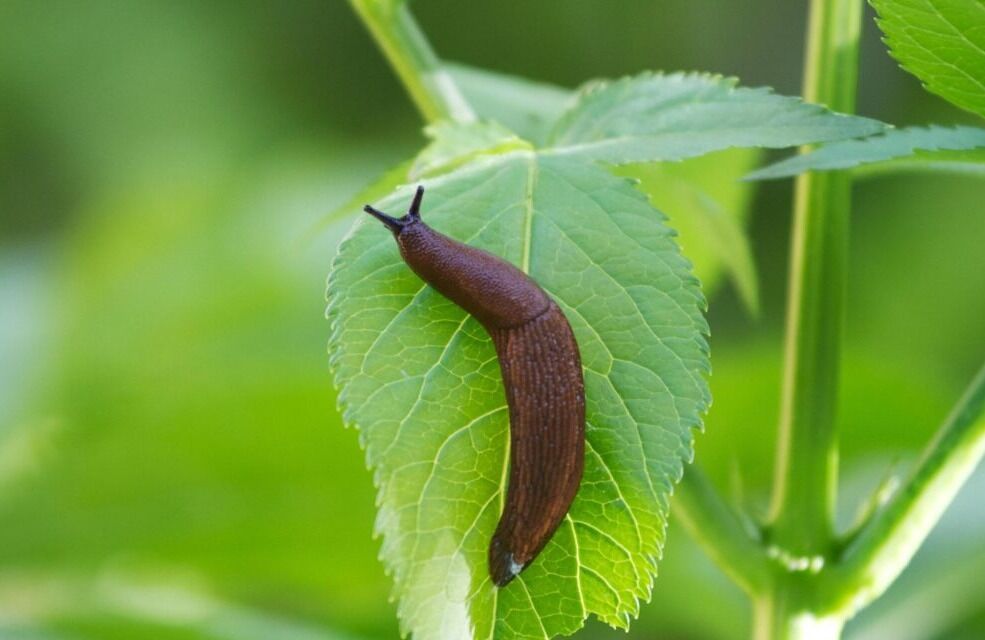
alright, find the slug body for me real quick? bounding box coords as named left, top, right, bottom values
left=365, top=187, right=585, bottom=587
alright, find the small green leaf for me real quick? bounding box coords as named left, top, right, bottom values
left=746, top=125, right=985, bottom=180
left=546, top=73, right=886, bottom=163
left=871, top=0, right=985, bottom=118
left=410, top=121, right=531, bottom=179
left=327, top=151, right=709, bottom=639
left=446, top=63, right=573, bottom=145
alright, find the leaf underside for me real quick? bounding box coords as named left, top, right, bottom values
left=747, top=125, right=985, bottom=179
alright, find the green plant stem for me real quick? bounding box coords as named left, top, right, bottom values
left=768, top=0, right=862, bottom=556
left=349, top=0, right=476, bottom=125
left=756, top=0, right=862, bottom=637
left=754, top=584, right=844, bottom=640
left=824, top=363, right=985, bottom=615
left=674, top=467, right=773, bottom=595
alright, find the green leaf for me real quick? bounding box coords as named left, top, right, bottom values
left=856, top=147, right=985, bottom=177
left=618, top=149, right=762, bottom=316
left=446, top=63, right=573, bottom=145
left=871, top=0, right=985, bottom=118
left=410, top=121, right=531, bottom=179
left=327, top=151, right=710, bottom=639
left=545, top=72, right=887, bottom=163
left=746, top=125, right=985, bottom=180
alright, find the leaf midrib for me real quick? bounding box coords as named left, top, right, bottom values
left=520, top=154, right=539, bottom=274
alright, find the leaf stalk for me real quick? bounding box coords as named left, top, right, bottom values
left=822, top=363, right=985, bottom=615
left=349, top=0, right=476, bottom=125
left=674, top=467, right=773, bottom=595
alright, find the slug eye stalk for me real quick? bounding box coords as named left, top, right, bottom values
left=363, top=185, right=424, bottom=233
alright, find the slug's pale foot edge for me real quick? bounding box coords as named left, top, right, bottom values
left=489, top=533, right=526, bottom=587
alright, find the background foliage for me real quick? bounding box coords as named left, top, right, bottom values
left=1, top=1, right=984, bottom=639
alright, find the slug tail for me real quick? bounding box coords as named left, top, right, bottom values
left=489, top=535, right=525, bottom=587
left=487, top=303, right=585, bottom=587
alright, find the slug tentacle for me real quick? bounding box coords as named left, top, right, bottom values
left=363, top=185, right=424, bottom=232
left=362, top=205, right=405, bottom=232
left=407, top=184, right=424, bottom=219
left=364, top=186, right=585, bottom=588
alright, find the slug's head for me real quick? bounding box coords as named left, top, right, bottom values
left=363, top=185, right=425, bottom=236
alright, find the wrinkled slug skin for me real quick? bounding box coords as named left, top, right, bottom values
left=486, top=303, right=585, bottom=586
left=364, top=188, right=586, bottom=587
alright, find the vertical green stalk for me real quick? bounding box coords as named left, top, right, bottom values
left=754, top=584, right=844, bottom=640
left=349, top=0, right=476, bottom=125
left=757, top=0, right=863, bottom=636
left=768, top=0, right=862, bottom=556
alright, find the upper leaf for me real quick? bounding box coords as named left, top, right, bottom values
left=746, top=125, right=985, bottom=179
left=872, top=0, right=985, bottom=119
left=327, top=151, right=709, bottom=639
left=545, top=73, right=886, bottom=163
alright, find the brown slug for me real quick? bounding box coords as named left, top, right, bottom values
left=364, top=186, right=586, bottom=587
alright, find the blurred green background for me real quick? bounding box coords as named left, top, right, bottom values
left=1, top=1, right=983, bottom=638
